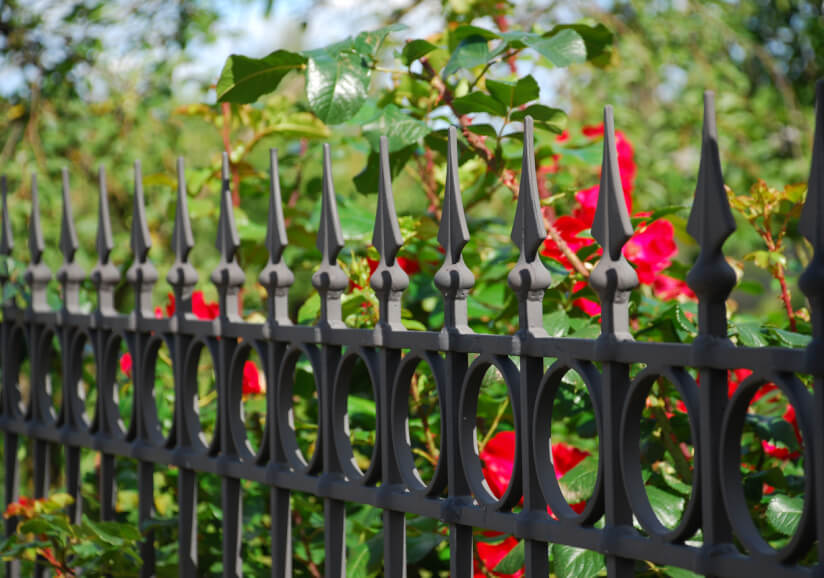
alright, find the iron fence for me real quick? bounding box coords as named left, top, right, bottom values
left=0, top=81, right=823, bottom=578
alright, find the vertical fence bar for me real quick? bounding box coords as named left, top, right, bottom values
left=507, top=117, right=551, bottom=577
left=311, top=145, right=348, bottom=577
left=371, top=137, right=410, bottom=577
left=799, top=78, right=824, bottom=565
left=168, top=157, right=200, bottom=577
left=259, top=149, right=295, bottom=578
left=26, top=174, right=53, bottom=578
left=212, top=153, right=246, bottom=578
left=58, top=168, right=86, bottom=525
left=589, top=107, right=638, bottom=577
left=434, top=127, right=475, bottom=578
left=125, top=161, right=160, bottom=578
left=91, top=167, right=120, bottom=525
left=685, top=92, right=737, bottom=572
left=0, top=175, right=21, bottom=578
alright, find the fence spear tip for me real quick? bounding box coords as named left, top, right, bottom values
left=28, top=173, right=45, bottom=264
left=60, top=167, right=79, bottom=262
left=591, top=105, right=633, bottom=260
left=800, top=79, right=824, bottom=250
left=510, top=114, right=545, bottom=258
left=172, top=156, right=195, bottom=263
left=96, top=166, right=114, bottom=263
left=130, top=160, right=152, bottom=261
left=265, top=147, right=288, bottom=262
left=316, top=143, right=344, bottom=261
left=0, top=175, right=13, bottom=255
left=372, top=135, right=403, bottom=264
left=215, top=158, right=240, bottom=263
left=437, top=125, right=470, bottom=264
left=687, top=90, right=735, bottom=252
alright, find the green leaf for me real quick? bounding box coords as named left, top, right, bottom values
left=662, top=567, right=702, bottom=578
left=407, top=533, right=444, bottom=564
left=543, top=309, right=569, bottom=337
left=450, top=25, right=500, bottom=46
left=354, top=145, right=416, bottom=195
left=443, top=36, right=490, bottom=77
left=510, top=104, right=566, bottom=133
left=766, top=494, right=803, bottom=536
left=217, top=50, right=306, bottom=103
left=494, top=540, right=524, bottom=573
left=770, top=328, right=811, bottom=348
left=486, top=75, right=540, bottom=109
left=549, top=23, right=614, bottom=66
left=298, top=293, right=321, bottom=324
left=501, top=29, right=587, bottom=68
left=452, top=91, right=507, bottom=116
left=363, top=105, right=430, bottom=152
left=558, top=456, right=598, bottom=504
left=645, top=486, right=685, bottom=529
left=466, top=123, right=498, bottom=137
left=353, top=24, right=405, bottom=59
left=402, top=39, right=437, bottom=65
left=734, top=323, right=767, bottom=347
left=305, top=49, right=371, bottom=124
left=551, top=543, right=605, bottom=578
left=347, top=542, right=371, bottom=575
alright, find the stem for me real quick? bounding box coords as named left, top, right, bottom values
left=544, top=216, right=590, bottom=279
left=220, top=102, right=240, bottom=207
left=479, top=398, right=509, bottom=453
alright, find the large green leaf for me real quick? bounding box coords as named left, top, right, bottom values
left=353, top=24, right=405, bottom=59
left=645, top=486, right=685, bottom=530
left=452, top=91, right=507, bottom=116
left=217, top=50, right=306, bottom=103
left=443, top=35, right=491, bottom=77
left=558, top=456, right=598, bottom=504
left=402, top=39, right=437, bottom=65
left=551, top=543, right=605, bottom=578
left=486, top=75, right=540, bottom=109
left=501, top=29, right=587, bottom=67
left=766, top=494, right=803, bottom=536
left=510, top=104, right=566, bottom=133
left=354, top=144, right=416, bottom=195
left=550, top=23, right=614, bottom=66
left=494, top=540, right=524, bottom=573
left=363, top=105, right=431, bottom=152
left=306, top=49, right=371, bottom=124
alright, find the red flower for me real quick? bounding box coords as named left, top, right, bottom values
left=653, top=275, right=696, bottom=301
left=119, top=352, right=133, bottom=379
left=761, top=441, right=800, bottom=461
left=192, top=291, right=219, bottom=320
left=476, top=433, right=590, bottom=575
left=623, top=219, right=677, bottom=285
left=540, top=215, right=598, bottom=270
left=366, top=256, right=421, bottom=278
left=242, top=360, right=263, bottom=396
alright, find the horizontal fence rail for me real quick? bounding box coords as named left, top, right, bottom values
left=0, top=80, right=823, bottom=578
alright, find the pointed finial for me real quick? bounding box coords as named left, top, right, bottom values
left=265, top=149, right=289, bottom=263
left=166, top=157, right=198, bottom=314
left=591, top=107, right=633, bottom=260
left=96, top=167, right=114, bottom=264
left=172, top=157, right=195, bottom=263
left=0, top=176, right=13, bottom=292
left=434, top=126, right=475, bottom=333
left=0, top=176, right=13, bottom=256
left=130, top=160, right=151, bottom=262
left=687, top=92, right=736, bottom=253
left=508, top=116, right=551, bottom=335
left=91, top=166, right=120, bottom=316
left=437, top=126, right=470, bottom=264
left=25, top=173, right=51, bottom=312
left=259, top=149, right=294, bottom=324
left=59, top=168, right=79, bottom=263
left=57, top=168, right=85, bottom=313
left=800, top=79, right=824, bottom=359
left=316, top=145, right=345, bottom=262
left=311, top=145, right=348, bottom=326
left=28, top=174, right=45, bottom=264
left=215, top=152, right=240, bottom=262
left=686, top=92, right=737, bottom=339
left=589, top=107, right=638, bottom=342
left=126, top=160, right=159, bottom=317
left=370, top=136, right=409, bottom=328
left=800, top=80, right=824, bottom=251
left=210, top=152, right=245, bottom=320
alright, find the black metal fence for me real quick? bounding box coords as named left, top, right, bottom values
left=0, top=81, right=823, bottom=578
